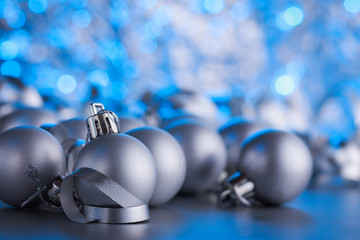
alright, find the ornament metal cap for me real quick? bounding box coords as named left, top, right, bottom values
left=86, top=103, right=120, bottom=141
left=217, top=172, right=255, bottom=207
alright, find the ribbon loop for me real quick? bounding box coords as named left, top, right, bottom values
left=60, top=167, right=150, bottom=224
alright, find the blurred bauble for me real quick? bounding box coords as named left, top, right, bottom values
left=73, top=134, right=157, bottom=207
left=61, top=118, right=88, bottom=140
left=166, top=122, right=227, bottom=194
left=161, top=113, right=203, bottom=129
left=0, top=126, right=65, bottom=207
left=41, top=123, right=70, bottom=144
left=127, top=127, right=186, bottom=206
left=219, top=118, right=264, bottom=175
left=0, top=107, right=58, bottom=133
left=118, top=116, right=145, bottom=133
left=157, top=88, right=218, bottom=126
left=0, top=77, right=43, bottom=108
left=237, top=130, right=313, bottom=205
left=62, top=138, right=86, bottom=174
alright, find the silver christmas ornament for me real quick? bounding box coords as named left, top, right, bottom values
left=0, top=107, right=58, bottom=133
left=60, top=118, right=88, bottom=140
left=60, top=103, right=156, bottom=224
left=157, top=88, right=219, bottom=126
left=0, top=126, right=65, bottom=207
left=126, top=127, right=186, bottom=206
left=219, top=118, right=264, bottom=176
left=61, top=138, right=86, bottom=174
left=41, top=123, right=70, bottom=144
left=166, top=122, right=227, bottom=194
left=118, top=116, right=145, bottom=133
left=218, top=130, right=313, bottom=206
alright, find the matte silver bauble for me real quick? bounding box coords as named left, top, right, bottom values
left=219, top=118, right=264, bottom=175
left=60, top=117, right=88, bottom=140
left=0, top=126, right=65, bottom=207
left=237, top=130, right=313, bottom=205
left=158, top=89, right=218, bottom=126
left=73, top=134, right=157, bottom=207
left=126, top=127, right=186, bottom=206
left=0, top=108, right=58, bottom=133
left=166, top=122, right=227, bottom=194
left=118, top=117, right=145, bottom=133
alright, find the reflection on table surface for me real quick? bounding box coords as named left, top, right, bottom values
left=0, top=184, right=359, bottom=240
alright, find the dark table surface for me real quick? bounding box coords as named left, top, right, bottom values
left=0, top=181, right=359, bottom=240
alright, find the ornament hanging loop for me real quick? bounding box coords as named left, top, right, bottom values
left=217, top=172, right=256, bottom=207
left=86, top=103, right=120, bottom=141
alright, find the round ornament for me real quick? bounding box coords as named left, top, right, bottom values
left=166, top=122, right=227, bottom=194
left=118, top=116, right=145, bottom=133
left=60, top=103, right=156, bottom=224
left=0, top=107, right=58, bottom=133
left=60, top=117, right=88, bottom=140
left=0, top=126, right=65, bottom=207
left=219, top=118, right=264, bottom=175
left=219, top=130, right=313, bottom=206
left=127, top=127, right=186, bottom=206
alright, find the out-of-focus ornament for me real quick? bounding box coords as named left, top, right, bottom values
left=60, top=103, right=157, bottom=224
left=219, top=118, right=265, bottom=176
left=218, top=130, right=313, bottom=206
left=0, top=77, right=43, bottom=108
left=118, top=116, right=145, bottom=133
left=166, top=121, right=227, bottom=194
left=0, top=107, right=58, bottom=132
left=60, top=118, right=88, bottom=140
left=0, top=126, right=65, bottom=208
left=159, top=89, right=218, bottom=125
left=127, top=127, right=186, bottom=206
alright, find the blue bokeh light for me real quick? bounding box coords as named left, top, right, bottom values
left=153, top=6, right=172, bottom=26
left=57, top=75, right=77, bottom=94
left=230, top=1, right=251, bottom=21
left=144, top=20, right=163, bottom=39
left=4, top=9, right=26, bottom=29
left=111, top=2, right=130, bottom=28
left=276, top=6, right=304, bottom=31
left=0, top=41, right=18, bottom=60
left=273, top=75, right=297, bottom=96
left=49, top=28, right=71, bottom=49
left=1, top=61, right=22, bottom=77
left=203, top=0, right=224, bottom=14
left=98, top=40, right=128, bottom=61
left=88, top=70, right=110, bottom=87
left=72, top=9, right=91, bottom=29
left=28, top=0, right=48, bottom=14
left=344, top=0, right=360, bottom=13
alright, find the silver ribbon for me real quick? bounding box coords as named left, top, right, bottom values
left=60, top=167, right=150, bottom=224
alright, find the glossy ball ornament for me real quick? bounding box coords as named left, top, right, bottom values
left=73, top=134, right=157, bottom=207
left=237, top=130, right=313, bottom=205
left=0, top=107, right=58, bottom=133
left=126, top=127, right=186, bottom=206
left=219, top=118, right=264, bottom=175
left=166, top=122, right=227, bottom=194
left=0, top=126, right=65, bottom=207
left=118, top=117, right=145, bottom=133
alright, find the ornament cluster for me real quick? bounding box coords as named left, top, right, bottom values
left=0, top=82, right=355, bottom=224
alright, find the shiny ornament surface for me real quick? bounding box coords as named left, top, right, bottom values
left=219, top=118, right=264, bottom=175
left=0, top=126, right=65, bottom=207
left=73, top=134, right=157, bottom=207
left=167, top=122, right=227, bottom=194
left=0, top=108, right=58, bottom=133
left=127, top=127, right=186, bottom=206
left=237, top=130, right=313, bottom=205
